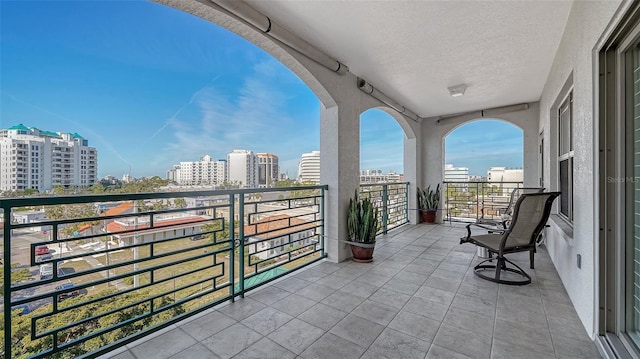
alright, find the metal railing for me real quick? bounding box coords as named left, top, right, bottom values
left=1, top=185, right=326, bottom=359
left=443, top=181, right=524, bottom=222
left=358, top=182, right=409, bottom=234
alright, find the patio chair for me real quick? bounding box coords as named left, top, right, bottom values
left=460, top=192, right=560, bottom=285
left=477, top=187, right=544, bottom=229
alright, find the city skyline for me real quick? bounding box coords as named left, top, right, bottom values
left=1, top=1, right=522, bottom=180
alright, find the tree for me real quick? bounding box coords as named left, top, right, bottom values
left=0, top=263, right=33, bottom=296
left=23, top=188, right=38, bottom=196
left=88, top=184, right=105, bottom=194
left=2, top=288, right=184, bottom=359
left=173, top=198, right=187, bottom=209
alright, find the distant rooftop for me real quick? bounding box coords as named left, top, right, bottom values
left=5, top=124, right=84, bottom=139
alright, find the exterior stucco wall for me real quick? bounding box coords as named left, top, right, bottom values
left=538, top=0, right=623, bottom=339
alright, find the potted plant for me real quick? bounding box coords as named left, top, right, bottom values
left=417, top=184, right=440, bottom=223
left=347, top=190, right=379, bottom=262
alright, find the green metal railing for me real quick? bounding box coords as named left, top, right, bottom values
left=1, top=186, right=326, bottom=359
left=359, top=182, right=409, bottom=234
left=443, top=181, right=524, bottom=222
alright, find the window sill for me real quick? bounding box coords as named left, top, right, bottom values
left=550, top=214, right=574, bottom=246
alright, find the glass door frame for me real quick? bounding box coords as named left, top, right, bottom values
left=598, top=4, right=640, bottom=357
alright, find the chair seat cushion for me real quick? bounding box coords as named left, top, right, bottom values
left=470, top=234, right=502, bottom=250
left=471, top=233, right=532, bottom=252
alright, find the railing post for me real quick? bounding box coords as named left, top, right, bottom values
left=382, top=184, right=389, bottom=235
left=404, top=182, right=409, bottom=225
left=3, top=204, right=13, bottom=359
left=238, top=194, right=245, bottom=298
left=229, top=193, right=235, bottom=302
left=320, top=187, right=326, bottom=257
left=477, top=182, right=482, bottom=222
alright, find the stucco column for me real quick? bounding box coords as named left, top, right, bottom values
left=421, top=120, right=445, bottom=223
left=320, top=104, right=360, bottom=262
left=404, top=136, right=420, bottom=224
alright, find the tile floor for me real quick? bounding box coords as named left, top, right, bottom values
left=101, top=223, right=601, bottom=359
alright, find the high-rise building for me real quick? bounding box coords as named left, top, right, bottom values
left=487, top=167, right=523, bottom=183
left=172, top=155, right=226, bottom=186
left=256, top=153, right=279, bottom=188
left=360, top=170, right=402, bottom=183
left=298, top=151, right=320, bottom=184
left=227, top=149, right=257, bottom=188
left=444, top=164, right=470, bottom=182
left=0, top=124, right=98, bottom=192
left=166, top=165, right=180, bottom=183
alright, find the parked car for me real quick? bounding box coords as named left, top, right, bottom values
left=36, top=253, right=53, bottom=263
left=55, top=282, right=79, bottom=302
left=190, top=234, right=205, bottom=241
left=39, top=264, right=53, bottom=280
left=12, top=304, right=31, bottom=315
left=35, top=245, right=50, bottom=255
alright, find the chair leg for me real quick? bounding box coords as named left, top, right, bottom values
left=530, top=249, right=535, bottom=269
left=494, top=257, right=504, bottom=282
left=474, top=256, right=532, bottom=285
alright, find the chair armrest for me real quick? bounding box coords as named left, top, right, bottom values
left=460, top=223, right=505, bottom=244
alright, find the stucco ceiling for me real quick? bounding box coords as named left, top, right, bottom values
left=245, top=0, right=573, bottom=118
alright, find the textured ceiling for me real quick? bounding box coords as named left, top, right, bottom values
left=245, top=0, right=573, bottom=118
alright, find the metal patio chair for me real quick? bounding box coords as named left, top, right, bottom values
left=477, top=187, right=544, bottom=229
left=460, top=192, right=560, bottom=285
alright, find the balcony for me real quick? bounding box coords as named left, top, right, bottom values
left=1, top=184, right=595, bottom=358
left=101, top=222, right=595, bottom=359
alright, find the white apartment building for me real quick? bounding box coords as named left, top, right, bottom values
left=0, top=124, right=98, bottom=192
left=227, top=149, right=256, bottom=188
left=256, top=153, right=279, bottom=187
left=487, top=166, right=524, bottom=183
left=444, top=164, right=470, bottom=182
left=166, top=165, right=180, bottom=183
left=297, top=150, right=320, bottom=184
left=174, top=155, right=226, bottom=186
left=360, top=169, right=401, bottom=183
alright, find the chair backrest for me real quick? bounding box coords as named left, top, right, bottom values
left=501, top=192, right=560, bottom=250
left=504, top=187, right=544, bottom=216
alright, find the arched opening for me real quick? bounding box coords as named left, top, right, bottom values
left=360, top=108, right=405, bottom=181
left=359, top=108, right=411, bottom=231
left=443, top=119, right=524, bottom=222
left=2, top=0, right=331, bottom=187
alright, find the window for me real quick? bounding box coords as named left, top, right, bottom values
left=558, top=91, right=573, bottom=221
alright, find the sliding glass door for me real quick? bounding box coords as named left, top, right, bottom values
left=626, top=44, right=640, bottom=349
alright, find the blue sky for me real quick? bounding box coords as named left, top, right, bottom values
left=445, top=120, right=523, bottom=175
left=1, top=1, right=521, bottom=179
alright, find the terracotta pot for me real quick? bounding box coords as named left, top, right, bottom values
left=350, top=244, right=374, bottom=263
left=420, top=209, right=437, bottom=223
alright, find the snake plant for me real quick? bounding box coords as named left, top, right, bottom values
left=347, top=190, right=379, bottom=243
left=417, top=184, right=441, bottom=210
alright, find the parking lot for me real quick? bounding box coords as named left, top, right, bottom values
left=2, top=229, right=79, bottom=311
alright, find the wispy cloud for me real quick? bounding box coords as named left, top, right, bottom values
left=152, top=57, right=318, bottom=175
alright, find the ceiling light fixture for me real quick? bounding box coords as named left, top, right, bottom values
left=448, top=84, right=467, bottom=97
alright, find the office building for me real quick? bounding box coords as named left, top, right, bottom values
left=297, top=151, right=320, bottom=184
left=0, top=124, right=98, bottom=192
left=173, top=155, right=226, bottom=186
left=360, top=170, right=401, bottom=183
left=444, top=164, right=470, bottom=182
left=487, top=167, right=523, bottom=183
left=256, top=153, right=279, bottom=187
left=227, top=149, right=256, bottom=188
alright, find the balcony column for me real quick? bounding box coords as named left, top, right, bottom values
left=320, top=104, right=360, bottom=262
left=404, top=136, right=421, bottom=224
left=422, top=120, right=445, bottom=223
